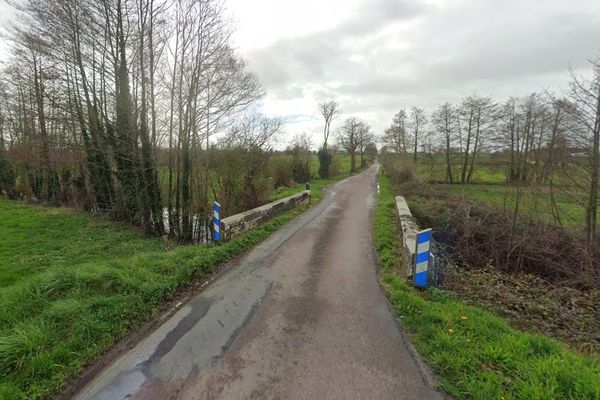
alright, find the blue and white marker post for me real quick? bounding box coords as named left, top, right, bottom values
left=213, top=201, right=221, bottom=242
left=414, top=228, right=432, bottom=288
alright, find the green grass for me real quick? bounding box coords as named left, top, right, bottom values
left=374, top=174, right=600, bottom=400
left=0, top=172, right=344, bottom=400
left=441, top=184, right=589, bottom=230
left=268, top=153, right=362, bottom=202
left=0, top=201, right=164, bottom=288
left=269, top=182, right=308, bottom=202
left=400, top=153, right=591, bottom=230
left=415, top=154, right=507, bottom=184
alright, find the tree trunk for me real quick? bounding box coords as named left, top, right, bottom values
left=467, top=113, right=481, bottom=183
left=413, top=126, right=418, bottom=163
left=586, top=93, right=600, bottom=244
left=114, top=0, right=141, bottom=223
left=461, top=110, right=473, bottom=184
left=32, top=54, right=57, bottom=203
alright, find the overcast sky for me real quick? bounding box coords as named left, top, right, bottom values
left=226, top=0, right=600, bottom=147
left=1, top=0, right=600, bottom=147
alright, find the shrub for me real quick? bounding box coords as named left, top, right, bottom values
left=270, top=156, right=294, bottom=188
left=401, top=181, right=600, bottom=290
left=382, top=155, right=417, bottom=184
left=291, top=152, right=311, bottom=184
left=288, top=134, right=312, bottom=183
left=327, top=155, right=342, bottom=177
left=318, top=147, right=332, bottom=178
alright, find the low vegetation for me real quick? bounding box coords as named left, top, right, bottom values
left=0, top=168, right=351, bottom=399
left=374, top=173, right=600, bottom=399
left=402, top=180, right=600, bottom=354
left=441, top=183, right=590, bottom=230
left=381, top=155, right=599, bottom=352
left=399, top=179, right=600, bottom=289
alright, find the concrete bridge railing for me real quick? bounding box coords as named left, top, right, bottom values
left=395, top=196, right=420, bottom=277
left=219, top=190, right=311, bottom=241
left=395, top=195, right=434, bottom=288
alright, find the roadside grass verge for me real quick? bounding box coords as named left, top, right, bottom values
left=0, top=174, right=344, bottom=400
left=374, top=174, right=600, bottom=399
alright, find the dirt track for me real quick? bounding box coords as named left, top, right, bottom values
left=75, top=165, right=441, bottom=400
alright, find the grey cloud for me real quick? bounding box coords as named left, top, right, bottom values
left=338, top=0, right=425, bottom=36
left=243, top=0, right=600, bottom=135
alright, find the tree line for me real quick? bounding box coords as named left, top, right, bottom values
left=382, top=60, right=600, bottom=243
left=0, top=0, right=290, bottom=242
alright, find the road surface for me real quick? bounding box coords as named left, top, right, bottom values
left=75, top=164, right=441, bottom=400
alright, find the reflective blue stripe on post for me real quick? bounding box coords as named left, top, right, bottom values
left=416, top=251, right=429, bottom=264
left=417, top=229, right=431, bottom=244
left=213, top=201, right=221, bottom=242
left=414, top=228, right=432, bottom=288
left=414, top=270, right=427, bottom=287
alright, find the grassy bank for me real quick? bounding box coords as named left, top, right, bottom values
left=374, top=174, right=600, bottom=399
left=0, top=170, right=348, bottom=399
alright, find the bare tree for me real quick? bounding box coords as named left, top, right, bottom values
left=458, top=93, right=495, bottom=183
left=383, top=109, right=408, bottom=154
left=409, top=106, right=427, bottom=163
left=318, top=99, right=341, bottom=178
left=357, top=122, right=374, bottom=169
left=559, top=62, right=600, bottom=243
left=1, top=0, right=263, bottom=242
left=338, top=117, right=366, bottom=173
left=432, top=103, right=456, bottom=183
left=319, top=100, right=341, bottom=150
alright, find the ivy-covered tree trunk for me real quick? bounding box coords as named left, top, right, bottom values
left=0, top=145, right=16, bottom=198
left=32, top=55, right=58, bottom=203
left=113, top=0, right=141, bottom=224
left=138, top=0, right=164, bottom=235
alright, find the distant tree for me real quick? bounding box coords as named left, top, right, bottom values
left=457, top=93, right=495, bottom=183
left=318, top=100, right=341, bottom=178
left=364, top=142, right=378, bottom=163
left=409, top=107, right=427, bottom=163
left=383, top=109, right=408, bottom=154
left=357, top=123, right=375, bottom=168
left=338, top=117, right=367, bottom=173
left=497, top=94, right=547, bottom=185
left=559, top=61, right=600, bottom=244
left=432, top=103, right=456, bottom=183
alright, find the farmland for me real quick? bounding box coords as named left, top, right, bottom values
left=407, top=154, right=593, bottom=231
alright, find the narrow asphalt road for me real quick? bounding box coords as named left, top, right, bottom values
left=75, top=164, right=441, bottom=400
